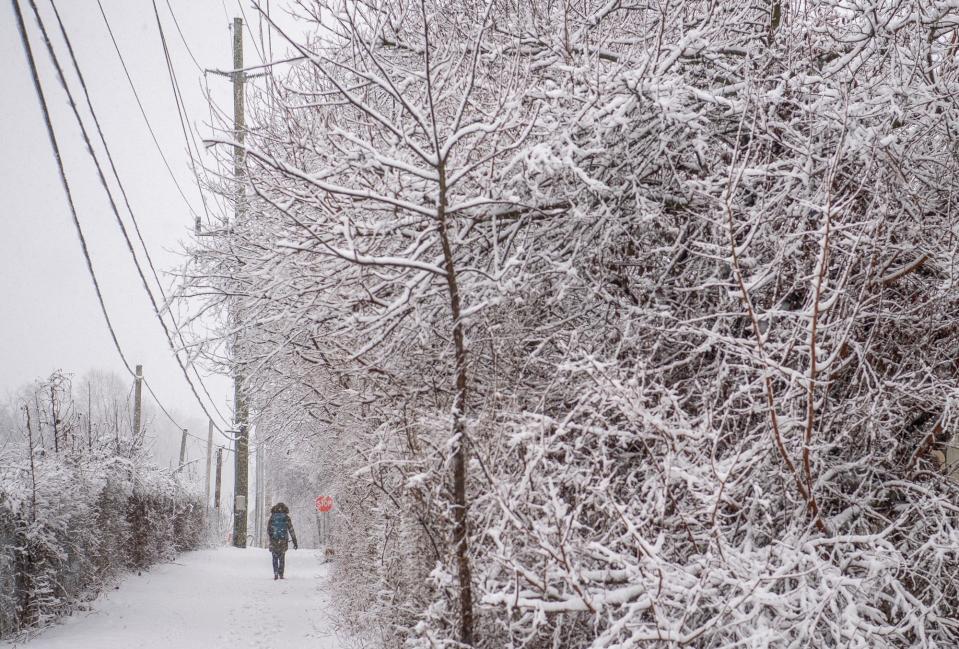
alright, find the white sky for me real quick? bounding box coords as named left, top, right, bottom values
left=0, top=1, right=295, bottom=450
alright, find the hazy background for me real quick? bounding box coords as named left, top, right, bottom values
left=0, top=1, right=300, bottom=472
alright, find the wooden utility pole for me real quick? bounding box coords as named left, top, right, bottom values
left=205, top=420, right=213, bottom=509
left=254, top=441, right=263, bottom=547
left=179, top=429, right=188, bottom=467
left=87, top=381, right=92, bottom=450
left=133, top=364, right=143, bottom=438
left=214, top=447, right=223, bottom=509
left=231, top=16, right=250, bottom=549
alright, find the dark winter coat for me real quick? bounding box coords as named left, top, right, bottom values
left=267, top=503, right=297, bottom=553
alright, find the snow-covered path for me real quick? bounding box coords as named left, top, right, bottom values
left=6, top=548, right=347, bottom=649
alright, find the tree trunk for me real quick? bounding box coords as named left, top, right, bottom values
left=436, top=164, right=475, bottom=646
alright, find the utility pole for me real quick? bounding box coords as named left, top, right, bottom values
left=231, top=16, right=250, bottom=549
left=253, top=448, right=257, bottom=547
left=205, top=420, right=213, bottom=509
left=257, top=442, right=267, bottom=547
left=133, top=364, right=143, bottom=438
left=214, top=447, right=223, bottom=509
left=179, top=428, right=188, bottom=467
left=87, top=381, right=92, bottom=451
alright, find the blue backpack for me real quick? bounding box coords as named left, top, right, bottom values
left=269, top=513, right=289, bottom=541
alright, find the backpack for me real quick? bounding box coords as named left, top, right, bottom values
left=269, top=512, right=289, bottom=541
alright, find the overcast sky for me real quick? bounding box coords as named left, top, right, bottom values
left=0, top=1, right=297, bottom=449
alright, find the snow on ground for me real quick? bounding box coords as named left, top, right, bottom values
left=6, top=547, right=348, bottom=649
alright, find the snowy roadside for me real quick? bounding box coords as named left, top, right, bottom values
left=4, top=547, right=348, bottom=649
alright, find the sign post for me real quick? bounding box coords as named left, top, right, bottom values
left=315, top=496, right=334, bottom=546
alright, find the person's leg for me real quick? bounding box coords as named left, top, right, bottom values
left=272, top=550, right=280, bottom=578
left=279, top=551, right=286, bottom=578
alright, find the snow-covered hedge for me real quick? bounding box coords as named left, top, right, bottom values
left=0, top=452, right=204, bottom=637
left=0, top=373, right=205, bottom=638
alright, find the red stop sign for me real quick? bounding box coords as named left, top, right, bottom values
left=316, top=496, right=334, bottom=512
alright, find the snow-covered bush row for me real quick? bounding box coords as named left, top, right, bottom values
left=0, top=373, right=204, bottom=638
left=185, top=0, right=959, bottom=646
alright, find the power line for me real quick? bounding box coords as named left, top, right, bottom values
left=13, top=0, right=198, bottom=441
left=152, top=0, right=242, bottom=260
left=163, top=0, right=202, bottom=72
left=94, top=0, right=208, bottom=223
left=160, top=0, right=233, bottom=220
left=153, top=0, right=205, bottom=174
left=151, top=0, right=229, bottom=226
left=55, top=0, right=231, bottom=431
left=162, top=0, right=236, bottom=219
left=12, top=0, right=136, bottom=382
left=161, top=0, right=235, bottom=225
left=45, top=0, right=231, bottom=436
left=235, top=0, right=264, bottom=64
left=143, top=379, right=190, bottom=434
left=48, top=0, right=167, bottom=317
left=26, top=0, right=234, bottom=439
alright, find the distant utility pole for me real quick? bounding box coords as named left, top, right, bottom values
left=230, top=16, right=250, bottom=549
left=87, top=382, right=92, bottom=450
left=255, top=441, right=266, bottom=547
left=214, top=447, right=223, bottom=509
left=179, top=428, right=188, bottom=467
left=133, top=364, right=143, bottom=437
left=254, top=442, right=260, bottom=546
left=205, top=420, right=214, bottom=509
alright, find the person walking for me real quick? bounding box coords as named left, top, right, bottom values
left=267, top=502, right=298, bottom=579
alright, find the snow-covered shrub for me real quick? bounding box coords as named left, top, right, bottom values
left=183, top=0, right=959, bottom=646
left=466, top=1, right=959, bottom=644
left=0, top=374, right=205, bottom=638
left=0, top=495, right=19, bottom=636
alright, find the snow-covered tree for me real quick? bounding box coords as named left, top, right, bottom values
left=184, top=0, right=959, bottom=646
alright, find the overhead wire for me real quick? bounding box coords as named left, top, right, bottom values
left=66, top=0, right=232, bottom=430
left=12, top=0, right=194, bottom=439
left=93, top=0, right=207, bottom=224
left=162, top=0, right=203, bottom=72
left=12, top=0, right=135, bottom=383
left=235, top=0, right=265, bottom=64
left=47, top=0, right=232, bottom=436
left=164, top=1, right=235, bottom=220
left=151, top=0, right=230, bottom=224
left=162, top=0, right=237, bottom=211
left=26, top=0, right=235, bottom=439
left=53, top=0, right=233, bottom=429
left=48, top=0, right=166, bottom=318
